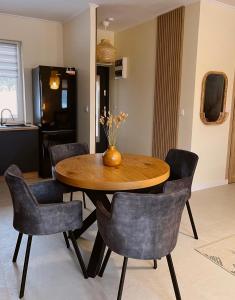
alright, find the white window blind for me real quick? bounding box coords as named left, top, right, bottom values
left=0, top=40, right=24, bottom=122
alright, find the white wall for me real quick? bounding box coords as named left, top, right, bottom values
left=97, top=2, right=235, bottom=191
left=178, top=2, right=200, bottom=150
left=0, top=9, right=97, bottom=152
left=0, top=13, right=63, bottom=123
left=179, top=0, right=235, bottom=189
left=111, top=1, right=235, bottom=190
left=96, top=1, right=235, bottom=190
left=112, top=19, right=157, bottom=155
left=63, top=5, right=97, bottom=152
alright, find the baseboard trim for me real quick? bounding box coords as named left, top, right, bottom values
left=192, top=179, right=228, bottom=192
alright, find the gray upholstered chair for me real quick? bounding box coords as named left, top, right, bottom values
left=50, top=142, right=89, bottom=208
left=97, top=188, right=189, bottom=300
left=150, top=149, right=199, bottom=239
left=165, top=149, right=199, bottom=239
left=151, top=149, right=198, bottom=271
left=4, top=165, right=87, bottom=299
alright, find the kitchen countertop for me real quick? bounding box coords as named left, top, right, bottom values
left=0, top=124, right=38, bottom=132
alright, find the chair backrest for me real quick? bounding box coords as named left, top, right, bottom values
left=50, top=142, right=89, bottom=167
left=97, top=188, right=189, bottom=260
left=165, top=149, right=199, bottom=181
left=4, top=165, right=38, bottom=233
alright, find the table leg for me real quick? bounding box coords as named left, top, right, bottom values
left=87, top=232, right=106, bottom=278
left=86, top=191, right=111, bottom=277
left=85, top=190, right=111, bottom=210
left=74, top=190, right=111, bottom=278
left=73, top=190, right=110, bottom=239
left=73, top=209, right=97, bottom=239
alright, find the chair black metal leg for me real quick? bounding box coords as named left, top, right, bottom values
left=186, top=200, right=198, bottom=240
left=69, top=231, right=88, bottom=279
left=166, top=254, right=181, bottom=300
left=13, top=232, right=23, bottom=263
left=153, top=259, right=157, bottom=269
left=99, top=248, right=112, bottom=277
left=82, top=192, right=87, bottom=209
left=19, top=235, right=32, bottom=299
left=70, top=192, right=73, bottom=201
left=63, top=232, right=70, bottom=249
left=117, top=257, right=128, bottom=300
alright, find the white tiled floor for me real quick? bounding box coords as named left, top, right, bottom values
left=1, top=181, right=235, bottom=300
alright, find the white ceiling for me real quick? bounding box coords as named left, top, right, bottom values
left=97, top=0, right=235, bottom=31
left=0, top=0, right=234, bottom=31
left=0, top=0, right=89, bottom=22
left=97, top=0, right=194, bottom=31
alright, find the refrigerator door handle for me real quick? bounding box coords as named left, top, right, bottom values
left=42, top=142, right=45, bottom=159
left=40, top=79, right=43, bottom=120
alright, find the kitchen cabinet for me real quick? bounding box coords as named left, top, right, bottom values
left=0, top=127, right=38, bottom=175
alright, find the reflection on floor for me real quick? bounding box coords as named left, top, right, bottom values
left=0, top=180, right=235, bottom=300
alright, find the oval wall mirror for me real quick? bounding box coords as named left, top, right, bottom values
left=200, top=71, right=228, bottom=125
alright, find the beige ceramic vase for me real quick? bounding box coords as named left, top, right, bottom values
left=103, top=146, right=122, bottom=167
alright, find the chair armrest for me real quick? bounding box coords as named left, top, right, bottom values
left=38, top=200, right=83, bottom=234
left=29, top=180, right=69, bottom=204
left=163, top=177, right=191, bottom=196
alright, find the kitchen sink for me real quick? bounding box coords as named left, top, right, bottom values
left=0, top=124, right=31, bottom=128
left=5, top=123, right=27, bottom=127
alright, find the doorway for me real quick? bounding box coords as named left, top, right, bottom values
left=96, top=66, right=109, bottom=153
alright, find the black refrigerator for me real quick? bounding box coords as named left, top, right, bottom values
left=32, top=65, right=77, bottom=178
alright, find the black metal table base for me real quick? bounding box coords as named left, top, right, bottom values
left=73, top=209, right=97, bottom=238
left=73, top=190, right=111, bottom=277
left=86, top=232, right=107, bottom=277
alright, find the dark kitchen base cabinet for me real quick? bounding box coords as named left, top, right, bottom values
left=0, top=129, right=39, bottom=175
left=39, top=129, right=76, bottom=178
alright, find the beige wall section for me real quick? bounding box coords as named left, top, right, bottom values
left=190, top=0, right=235, bottom=189
left=0, top=13, right=63, bottom=123
left=178, top=2, right=200, bottom=150
left=112, top=19, right=157, bottom=155
left=63, top=6, right=97, bottom=153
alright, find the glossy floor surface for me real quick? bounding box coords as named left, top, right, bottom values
left=0, top=180, right=235, bottom=300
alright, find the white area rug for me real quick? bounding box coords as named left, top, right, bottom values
left=196, top=235, right=235, bottom=275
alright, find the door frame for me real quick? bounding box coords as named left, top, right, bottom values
left=95, top=65, right=110, bottom=153
left=227, top=72, right=235, bottom=183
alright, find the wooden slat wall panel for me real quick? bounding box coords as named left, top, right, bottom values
left=152, top=7, right=185, bottom=159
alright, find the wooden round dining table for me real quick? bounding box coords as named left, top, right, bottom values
left=55, top=153, right=170, bottom=277
left=55, top=153, right=170, bottom=191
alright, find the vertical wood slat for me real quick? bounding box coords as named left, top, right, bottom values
left=152, top=7, right=185, bottom=159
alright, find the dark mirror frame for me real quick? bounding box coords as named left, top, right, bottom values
left=200, top=71, right=228, bottom=125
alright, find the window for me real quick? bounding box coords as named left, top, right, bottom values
left=0, top=40, right=24, bottom=122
